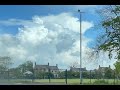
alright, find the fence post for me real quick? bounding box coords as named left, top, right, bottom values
left=114, top=71, right=115, bottom=85
left=8, top=69, right=9, bottom=81
left=32, top=62, right=34, bottom=83
left=90, top=70, right=91, bottom=84
left=49, top=69, right=51, bottom=83
left=65, top=69, right=67, bottom=84
left=32, top=70, right=34, bottom=83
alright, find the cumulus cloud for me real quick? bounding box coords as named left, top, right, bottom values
left=0, top=13, right=95, bottom=69
left=17, top=25, right=48, bottom=46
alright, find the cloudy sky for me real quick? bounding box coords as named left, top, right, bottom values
left=0, top=5, right=117, bottom=70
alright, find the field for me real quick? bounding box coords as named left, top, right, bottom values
left=0, top=79, right=120, bottom=85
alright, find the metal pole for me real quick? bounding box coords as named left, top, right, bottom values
left=65, top=69, right=67, bottom=84
left=8, top=69, right=9, bottom=81
left=49, top=68, right=51, bottom=83
left=114, top=70, right=115, bottom=85
left=90, top=70, right=91, bottom=84
left=32, top=62, right=34, bottom=83
left=78, top=9, right=83, bottom=84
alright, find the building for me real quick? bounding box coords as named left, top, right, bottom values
left=70, top=67, right=87, bottom=72
left=94, top=65, right=112, bottom=79
left=98, top=65, right=111, bottom=72
left=34, top=62, right=59, bottom=78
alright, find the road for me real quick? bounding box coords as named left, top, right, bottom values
left=0, top=82, right=67, bottom=85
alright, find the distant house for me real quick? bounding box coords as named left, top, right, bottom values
left=89, top=65, right=112, bottom=74
left=70, top=67, right=87, bottom=72
left=23, top=71, right=33, bottom=79
left=34, top=62, right=59, bottom=78
left=0, top=70, right=8, bottom=79
left=90, top=69, right=97, bottom=73
left=98, top=65, right=111, bottom=72
left=23, top=71, right=33, bottom=75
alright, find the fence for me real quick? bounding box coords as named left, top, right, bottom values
left=0, top=69, right=120, bottom=85
left=33, top=69, right=67, bottom=84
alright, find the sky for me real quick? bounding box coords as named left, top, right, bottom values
left=0, top=5, right=117, bottom=70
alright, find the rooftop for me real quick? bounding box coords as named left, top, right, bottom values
left=34, top=63, right=58, bottom=70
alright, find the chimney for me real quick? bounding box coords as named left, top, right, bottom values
left=109, top=65, right=110, bottom=68
left=99, top=65, right=100, bottom=68
left=48, top=62, right=49, bottom=66
left=35, top=62, right=36, bottom=66
left=56, top=64, right=58, bottom=67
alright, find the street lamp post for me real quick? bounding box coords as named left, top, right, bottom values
left=78, top=9, right=84, bottom=84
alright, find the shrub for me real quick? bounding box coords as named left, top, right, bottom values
left=93, top=80, right=109, bottom=85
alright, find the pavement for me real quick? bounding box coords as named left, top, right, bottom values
left=0, top=82, right=67, bottom=85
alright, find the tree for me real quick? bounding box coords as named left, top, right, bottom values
left=90, top=71, right=97, bottom=79
left=0, top=56, right=12, bottom=71
left=0, top=56, right=12, bottom=79
left=82, top=71, right=89, bottom=79
left=35, top=72, right=54, bottom=79
left=19, top=61, right=33, bottom=73
left=11, top=61, right=34, bottom=79
left=58, top=71, right=65, bottom=79
left=68, top=61, right=79, bottom=68
left=114, top=61, right=120, bottom=79
left=9, top=67, right=23, bottom=79
left=104, top=68, right=113, bottom=79
left=23, top=71, right=33, bottom=79
left=35, top=72, right=44, bottom=79
left=94, top=5, right=120, bottom=60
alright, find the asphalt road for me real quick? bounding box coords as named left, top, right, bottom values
left=0, top=82, right=67, bottom=85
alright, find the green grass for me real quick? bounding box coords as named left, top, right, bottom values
left=0, top=79, right=120, bottom=85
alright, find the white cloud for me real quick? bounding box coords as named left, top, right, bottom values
left=7, top=46, right=27, bottom=60
left=0, top=13, right=97, bottom=69
left=40, top=13, right=94, bottom=34
left=17, top=26, right=48, bottom=46
left=0, top=13, right=94, bottom=34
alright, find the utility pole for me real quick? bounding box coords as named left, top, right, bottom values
left=78, top=9, right=84, bottom=84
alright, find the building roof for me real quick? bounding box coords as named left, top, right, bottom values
left=99, top=67, right=109, bottom=69
left=98, top=67, right=110, bottom=71
left=35, top=65, right=58, bottom=70
left=70, top=67, right=87, bottom=71
left=99, top=65, right=110, bottom=69
left=23, top=71, right=33, bottom=75
left=35, top=65, right=49, bottom=69
left=49, top=66, right=58, bottom=70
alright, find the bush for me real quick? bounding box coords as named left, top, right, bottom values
left=93, top=80, right=109, bottom=85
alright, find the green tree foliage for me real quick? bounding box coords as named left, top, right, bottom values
left=18, top=61, right=33, bottom=73
left=114, top=61, right=120, bottom=78
left=0, top=56, right=12, bottom=79
left=104, top=68, right=114, bottom=79
left=9, top=67, right=23, bottom=79
left=67, top=71, right=80, bottom=79
left=0, top=56, right=12, bottom=71
left=8, top=61, right=33, bottom=79
left=35, top=72, right=54, bottom=79
left=35, top=72, right=45, bottom=79
left=58, top=71, right=65, bottom=79
left=82, top=71, right=89, bottom=79
left=95, top=5, right=120, bottom=60
left=90, top=72, right=97, bottom=79
left=65, top=71, right=90, bottom=79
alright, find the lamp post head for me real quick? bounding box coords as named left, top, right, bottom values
left=78, top=9, right=80, bottom=12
